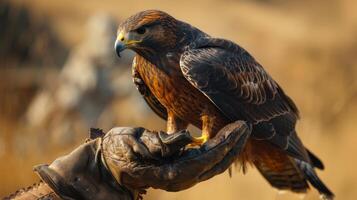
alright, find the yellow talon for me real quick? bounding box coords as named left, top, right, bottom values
left=188, top=134, right=210, bottom=147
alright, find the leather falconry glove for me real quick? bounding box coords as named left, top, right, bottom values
left=8, top=121, right=250, bottom=200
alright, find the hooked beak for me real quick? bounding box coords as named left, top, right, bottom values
left=114, top=32, right=126, bottom=57
left=114, top=31, right=142, bottom=58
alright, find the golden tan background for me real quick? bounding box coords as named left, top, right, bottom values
left=1, top=0, right=357, bottom=199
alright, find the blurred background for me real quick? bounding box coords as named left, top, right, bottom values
left=0, top=0, right=356, bottom=199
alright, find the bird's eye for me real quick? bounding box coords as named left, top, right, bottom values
left=136, top=27, right=146, bottom=34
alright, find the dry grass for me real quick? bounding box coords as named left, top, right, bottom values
left=1, top=0, right=357, bottom=199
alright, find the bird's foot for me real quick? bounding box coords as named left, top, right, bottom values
left=187, top=134, right=209, bottom=147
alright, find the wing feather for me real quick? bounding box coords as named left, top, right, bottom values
left=132, top=57, right=167, bottom=120
left=180, top=37, right=308, bottom=162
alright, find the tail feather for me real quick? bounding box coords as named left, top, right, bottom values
left=251, top=140, right=309, bottom=193
left=307, top=149, right=325, bottom=170
left=250, top=140, right=334, bottom=199
left=256, top=166, right=309, bottom=193
left=254, top=154, right=309, bottom=193
left=295, top=159, right=334, bottom=199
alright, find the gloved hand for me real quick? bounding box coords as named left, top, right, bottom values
left=32, top=121, right=250, bottom=200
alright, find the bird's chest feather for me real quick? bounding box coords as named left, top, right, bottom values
left=133, top=55, right=212, bottom=124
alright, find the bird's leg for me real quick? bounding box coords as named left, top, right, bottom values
left=167, top=110, right=189, bottom=134
left=190, top=114, right=215, bottom=146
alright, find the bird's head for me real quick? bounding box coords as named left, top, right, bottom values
left=115, top=10, right=179, bottom=58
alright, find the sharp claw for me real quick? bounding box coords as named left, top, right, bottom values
left=187, top=134, right=209, bottom=147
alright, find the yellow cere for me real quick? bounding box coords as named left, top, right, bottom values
left=117, top=31, right=141, bottom=45
left=117, top=32, right=124, bottom=42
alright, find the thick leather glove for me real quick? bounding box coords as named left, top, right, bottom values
left=31, top=121, right=250, bottom=200
left=102, top=121, right=251, bottom=192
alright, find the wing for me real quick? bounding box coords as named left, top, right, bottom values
left=180, top=37, right=309, bottom=162
left=132, top=58, right=167, bottom=120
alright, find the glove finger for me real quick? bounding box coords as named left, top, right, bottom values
left=198, top=126, right=251, bottom=182
left=202, top=121, right=250, bottom=151
left=148, top=121, right=250, bottom=190
left=103, top=128, right=159, bottom=162
left=173, top=121, right=250, bottom=173
left=158, top=130, right=194, bottom=157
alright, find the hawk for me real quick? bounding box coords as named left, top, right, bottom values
left=115, top=10, right=334, bottom=199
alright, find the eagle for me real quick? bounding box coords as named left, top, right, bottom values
left=114, top=10, right=334, bottom=199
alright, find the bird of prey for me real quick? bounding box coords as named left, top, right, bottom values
left=115, top=10, right=334, bottom=199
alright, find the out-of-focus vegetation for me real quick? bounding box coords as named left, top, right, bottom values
left=0, top=0, right=356, bottom=199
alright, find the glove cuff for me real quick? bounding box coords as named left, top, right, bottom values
left=34, top=138, right=136, bottom=200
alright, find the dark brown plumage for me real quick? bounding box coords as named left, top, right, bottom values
left=115, top=10, right=334, bottom=199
